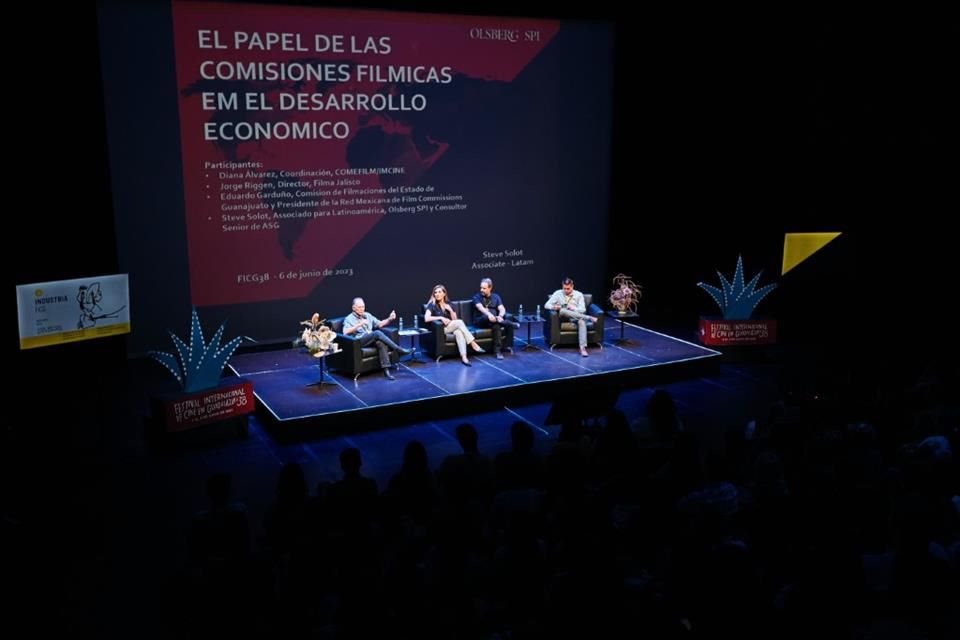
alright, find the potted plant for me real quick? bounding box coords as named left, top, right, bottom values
left=301, top=323, right=339, bottom=356
left=609, top=273, right=642, bottom=315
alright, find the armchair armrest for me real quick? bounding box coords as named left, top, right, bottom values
left=422, top=319, right=447, bottom=356
left=335, top=332, right=366, bottom=371
left=544, top=309, right=562, bottom=342
left=587, top=303, right=605, bottom=333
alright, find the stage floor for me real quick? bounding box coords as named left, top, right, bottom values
left=228, top=321, right=720, bottom=427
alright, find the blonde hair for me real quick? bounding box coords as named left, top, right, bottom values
left=428, top=284, right=448, bottom=305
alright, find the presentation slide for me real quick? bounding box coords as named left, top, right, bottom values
left=99, top=1, right=613, bottom=354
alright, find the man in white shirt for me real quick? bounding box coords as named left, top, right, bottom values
left=545, top=277, right=598, bottom=357
left=342, top=297, right=408, bottom=379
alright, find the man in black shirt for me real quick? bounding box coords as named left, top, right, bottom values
left=472, top=277, right=511, bottom=359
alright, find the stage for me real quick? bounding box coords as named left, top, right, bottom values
left=227, top=321, right=721, bottom=432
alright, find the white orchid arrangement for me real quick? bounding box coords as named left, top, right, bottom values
left=301, top=324, right=339, bottom=357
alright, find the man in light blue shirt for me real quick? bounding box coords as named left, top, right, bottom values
left=342, top=297, right=408, bottom=379
left=546, top=277, right=598, bottom=357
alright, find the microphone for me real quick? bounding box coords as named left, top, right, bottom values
left=355, top=313, right=369, bottom=330
left=240, top=335, right=258, bottom=343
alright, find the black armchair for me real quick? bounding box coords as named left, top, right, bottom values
left=542, top=293, right=605, bottom=350
left=420, top=300, right=515, bottom=361
left=328, top=316, right=400, bottom=381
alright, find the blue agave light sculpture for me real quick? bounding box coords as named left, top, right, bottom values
left=150, top=309, right=243, bottom=392
left=697, top=255, right=777, bottom=320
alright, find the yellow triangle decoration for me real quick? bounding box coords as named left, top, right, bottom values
left=782, top=232, right=842, bottom=275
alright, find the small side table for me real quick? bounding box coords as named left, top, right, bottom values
left=515, top=314, right=545, bottom=350
left=605, top=310, right=639, bottom=344
left=305, top=347, right=340, bottom=387
left=397, top=328, right=429, bottom=363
